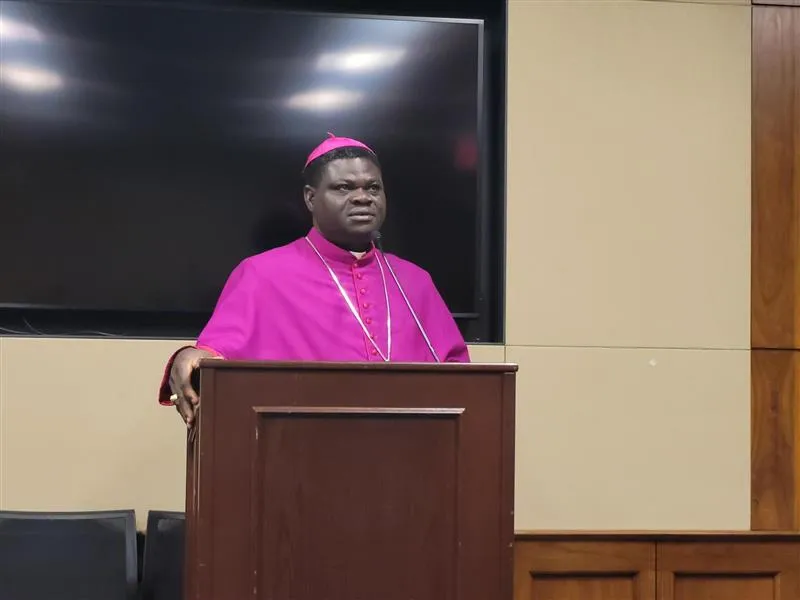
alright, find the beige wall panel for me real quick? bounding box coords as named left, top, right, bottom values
left=557, top=0, right=751, bottom=5
left=467, top=343, right=506, bottom=363
left=0, top=338, right=188, bottom=529
left=508, top=345, right=750, bottom=530
left=506, top=1, right=751, bottom=349
left=635, top=0, right=750, bottom=5
left=0, top=340, right=499, bottom=528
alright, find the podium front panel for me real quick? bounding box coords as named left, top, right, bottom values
left=184, top=363, right=515, bottom=600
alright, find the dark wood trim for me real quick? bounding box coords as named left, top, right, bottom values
left=500, top=373, right=516, bottom=600
left=514, top=530, right=800, bottom=542
left=198, top=359, right=518, bottom=372
left=753, top=1, right=800, bottom=7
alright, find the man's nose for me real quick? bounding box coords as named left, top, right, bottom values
left=350, top=189, right=372, bottom=203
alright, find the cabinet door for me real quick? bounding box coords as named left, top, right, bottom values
left=657, top=542, right=800, bottom=600
left=514, top=540, right=655, bottom=600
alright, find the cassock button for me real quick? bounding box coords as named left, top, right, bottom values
left=363, top=302, right=370, bottom=309
left=359, top=288, right=366, bottom=295
left=356, top=272, right=363, bottom=280
left=365, top=317, right=372, bottom=325
left=370, top=349, right=378, bottom=356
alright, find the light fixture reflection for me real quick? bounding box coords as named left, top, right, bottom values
left=0, top=16, right=43, bottom=42
left=286, top=88, right=362, bottom=112
left=316, top=47, right=405, bottom=73
left=0, top=63, right=63, bottom=93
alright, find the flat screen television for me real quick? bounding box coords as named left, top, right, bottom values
left=0, top=0, right=501, bottom=342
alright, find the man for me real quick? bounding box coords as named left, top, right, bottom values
left=160, top=133, right=470, bottom=425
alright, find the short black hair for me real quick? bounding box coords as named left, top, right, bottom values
left=302, top=146, right=381, bottom=187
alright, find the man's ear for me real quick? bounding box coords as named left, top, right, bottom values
left=303, top=185, right=315, bottom=213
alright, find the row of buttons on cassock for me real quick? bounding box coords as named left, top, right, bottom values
left=353, top=261, right=379, bottom=356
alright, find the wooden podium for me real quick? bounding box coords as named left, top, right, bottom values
left=184, top=360, right=516, bottom=600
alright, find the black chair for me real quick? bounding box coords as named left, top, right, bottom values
left=0, top=509, right=138, bottom=600
left=140, top=510, right=185, bottom=600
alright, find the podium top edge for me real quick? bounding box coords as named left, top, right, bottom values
left=197, top=359, right=518, bottom=373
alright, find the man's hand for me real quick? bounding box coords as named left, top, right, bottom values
left=169, top=347, right=214, bottom=426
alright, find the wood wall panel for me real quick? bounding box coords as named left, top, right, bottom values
left=752, top=6, right=800, bottom=349
left=751, top=351, right=800, bottom=530
left=514, top=533, right=800, bottom=600
left=751, top=4, right=800, bottom=531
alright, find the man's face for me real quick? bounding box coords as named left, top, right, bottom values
left=304, top=157, right=387, bottom=249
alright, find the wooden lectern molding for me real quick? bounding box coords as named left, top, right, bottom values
left=252, top=406, right=466, bottom=416
left=197, top=359, right=517, bottom=372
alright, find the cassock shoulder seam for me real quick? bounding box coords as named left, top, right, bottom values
left=237, top=241, right=305, bottom=283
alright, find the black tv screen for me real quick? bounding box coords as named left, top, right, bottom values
left=0, top=0, right=495, bottom=340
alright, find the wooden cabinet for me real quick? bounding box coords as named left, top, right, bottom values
left=515, top=533, right=800, bottom=600
left=514, top=539, right=654, bottom=600
left=658, top=541, right=800, bottom=600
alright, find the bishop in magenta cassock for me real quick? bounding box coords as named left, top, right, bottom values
left=161, top=133, right=470, bottom=425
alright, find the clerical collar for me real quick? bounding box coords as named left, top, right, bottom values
left=305, top=227, right=377, bottom=266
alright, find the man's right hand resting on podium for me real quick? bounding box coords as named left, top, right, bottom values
left=169, top=347, right=214, bottom=426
